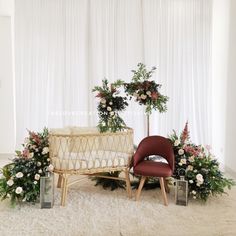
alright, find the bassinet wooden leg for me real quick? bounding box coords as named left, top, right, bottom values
left=57, top=174, right=63, bottom=188
left=125, top=169, right=132, bottom=198
left=61, top=176, right=68, bottom=206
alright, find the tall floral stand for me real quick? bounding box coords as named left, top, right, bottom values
left=146, top=114, right=150, bottom=137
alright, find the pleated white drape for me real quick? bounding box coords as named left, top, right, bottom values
left=15, top=0, right=212, bottom=146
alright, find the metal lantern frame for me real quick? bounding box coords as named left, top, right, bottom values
left=40, top=171, right=54, bottom=209
left=175, top=172, right=188, bottom=206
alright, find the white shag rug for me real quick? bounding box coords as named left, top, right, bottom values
left=0, top=176, right=236, bottom=236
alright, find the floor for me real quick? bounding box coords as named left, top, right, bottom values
left=0, top=154, right=236, bottom=236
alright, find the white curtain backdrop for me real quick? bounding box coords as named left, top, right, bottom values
left=15, top=0, right=212, bottom=146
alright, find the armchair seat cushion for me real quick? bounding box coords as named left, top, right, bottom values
left=134, top=161, right=172, bottom=177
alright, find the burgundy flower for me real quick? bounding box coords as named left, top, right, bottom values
left=151, top=92, right=158, bottom=100
left=96, top=92, right=105, bottom=98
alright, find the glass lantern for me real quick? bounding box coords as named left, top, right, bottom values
left=175, top=176, right=188, bottom=206
left=40, top=171, right=54, bottom=208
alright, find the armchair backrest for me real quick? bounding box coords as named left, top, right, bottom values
left=133, top=136, right=175, bottom=171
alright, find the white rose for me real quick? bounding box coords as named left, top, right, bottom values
left=193, top=196, right=197, bottom=199
left=189, top=180, right=194, bottom=184
left=189, top=156, right=195, bottom=162
left=110, top=111, right=114, bottom=116
left=35, top=174, right=40, bottom=180
left=107, top=107, right=112, bottom=111
left=100, top=98, right=106, bottom=104
left=29, top=152, right=34, bottom=158
left=198, top=152, right=204, bottom=158
left=16, top=172, right=23, bottom=178
left=15, top=187, right=23, bottom=194
left=109, top=102, right=113, bottom=105
left=178, top=162, right=183, bottom=166
left=192, top=190, right=196, bottom=195
left=37, top=162, right=41, bottom=167
left=146, top=91, right=152, bottom=96
left=140, top=94, right=147, bottom=100
left=178, top=149, right=184, bottom=155
left=174, top=139, right=180, bottom=146
left=196, top=173, right=203, bottom=182
left=34, top=181, right=38, bottom=185
left=38, top=169, right=42, bottom=174
left=102, top=104, right=106, bottom=108
left=187, top=165, right=193, bottom=171
left=7, top=179, right=14, bottom=186
left=180, top=159, right=186, bottom=164
left=42, top=147, right=49, bottom=155
left=48, top=164, right=54, bottom=172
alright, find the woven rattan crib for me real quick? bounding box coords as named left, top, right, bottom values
left=49, top=127, right=134, bottom=206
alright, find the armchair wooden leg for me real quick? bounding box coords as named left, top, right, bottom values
left=125, top=169, right=132, bottom=198
left=159, top=177, right=168, bottom=206
left=164, top=178, right=170, bottom=193
left=136, top=176, right=146, bottom=201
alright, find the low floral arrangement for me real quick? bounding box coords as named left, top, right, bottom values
left=169, top=122, right=235, bottom=201
left=124, top=63, right=169, bottom=115
left=92, top=79, right=128, bottom=132
left=0, top=128, right=53, bottom=205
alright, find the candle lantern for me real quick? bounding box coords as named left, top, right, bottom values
left=40, top=170, right=54, bottom=208
left=175, top=173, right=188, bottom=206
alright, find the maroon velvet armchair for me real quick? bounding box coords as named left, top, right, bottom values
left=133, top=135, right=175, bottom=206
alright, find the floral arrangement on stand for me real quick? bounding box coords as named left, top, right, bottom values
left=92, top=79, right=128, bottom=133
left=169, top=122, right=235, bottom=201
left=124, top=63, right=168, bottom=116
left=0, top=128, right=53, bottom=205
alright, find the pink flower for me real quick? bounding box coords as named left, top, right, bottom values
left=181, top=121, right=189, bottom=143
left=22, top=149, right=29, bottom=158
left=184, top=145, right=200, bottom=157
left=29, top=131, right=41, bottom=144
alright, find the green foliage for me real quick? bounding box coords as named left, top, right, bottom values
left=131, top=177, right=161, bottom=190
left=169, top=123, right=235, bottom=201
left=124, top=63, right=169, bottom=115
left=0, top=128, right=51, bottom=205
left=90, top=172, right=125, bottom=191
left=93, top=79, right=128, bottom=133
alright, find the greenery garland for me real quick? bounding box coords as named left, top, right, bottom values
left=0, top=128, right=52, bottom=205
left=92, top=79, right=128, bottom=132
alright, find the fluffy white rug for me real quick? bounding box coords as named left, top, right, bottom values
left=0, top=176, right=236, bottom=236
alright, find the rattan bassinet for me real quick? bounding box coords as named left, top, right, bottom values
left=49, top=127, right=134, bottom=206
